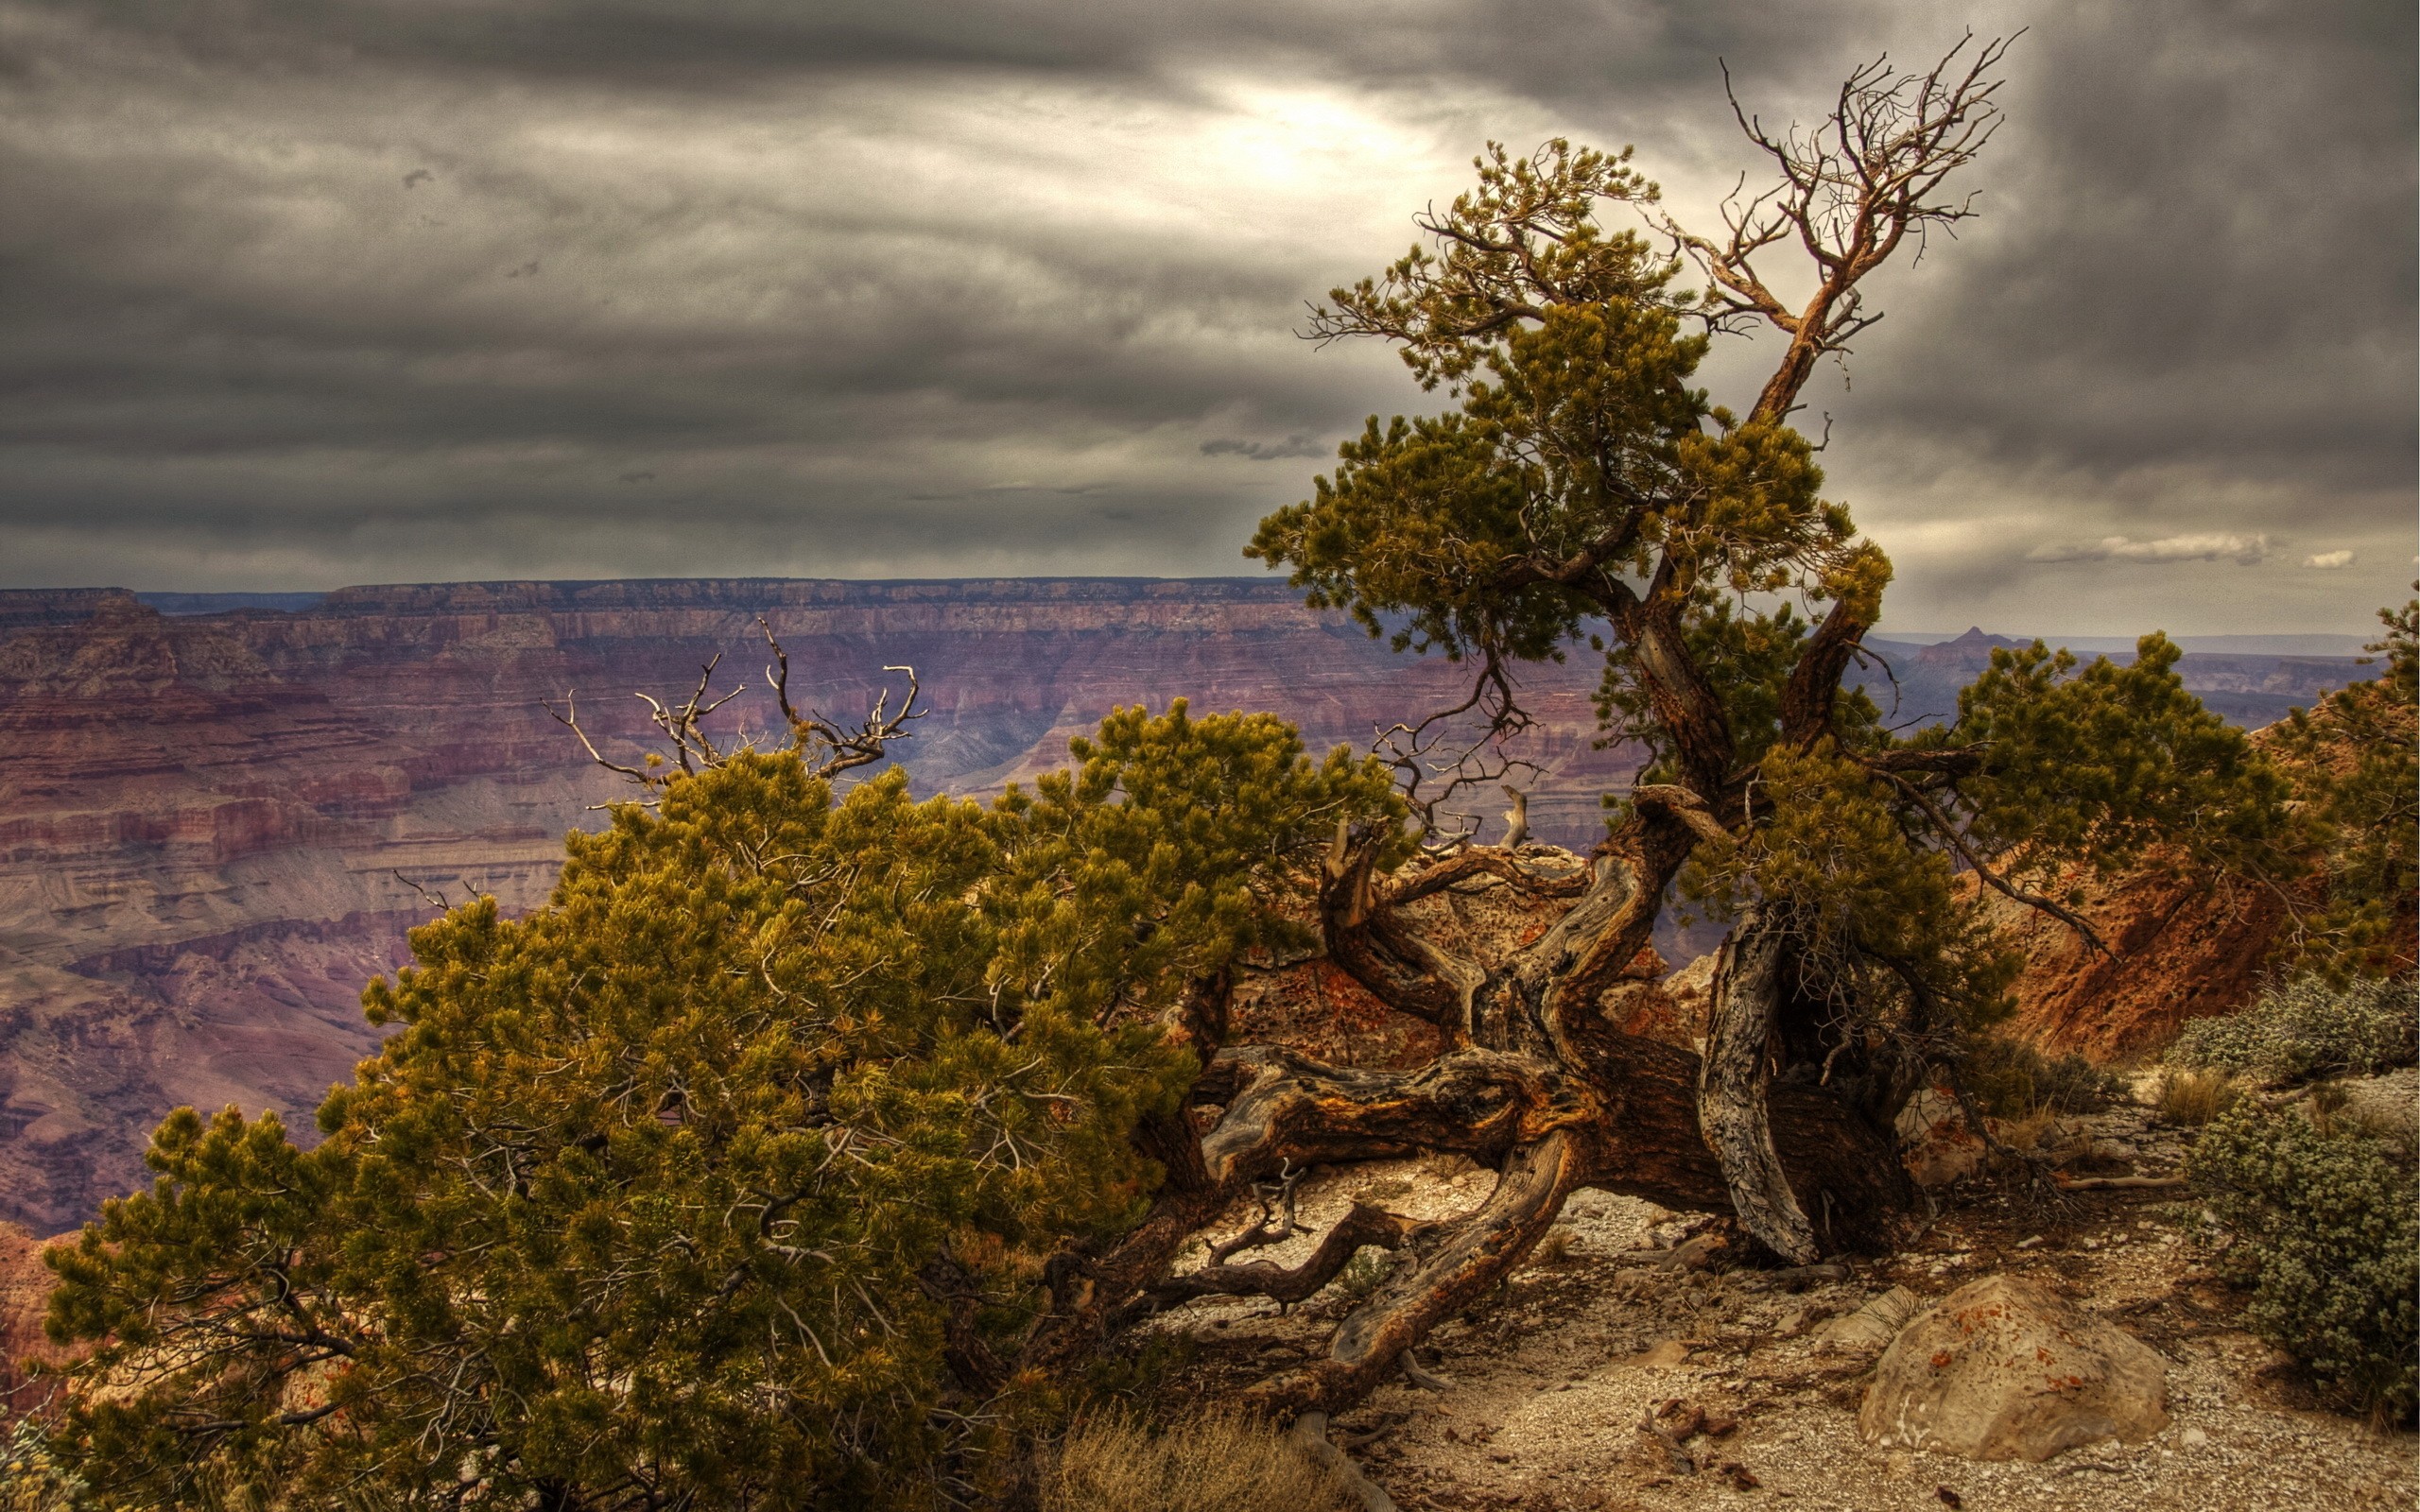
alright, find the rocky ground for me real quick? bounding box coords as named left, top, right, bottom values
left=1136, top=1080, right=2417, bottom=1511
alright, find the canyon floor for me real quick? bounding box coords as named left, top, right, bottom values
left=1139, top=1079, right=2417, bottom=1512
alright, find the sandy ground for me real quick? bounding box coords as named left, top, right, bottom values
left=1138, top=1090, right=2418, bottom=1512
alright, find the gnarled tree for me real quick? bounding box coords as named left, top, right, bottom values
left=1217, top=26, right=2285, bottom=1390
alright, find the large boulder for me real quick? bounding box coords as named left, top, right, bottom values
left=1859, top=1275, right=2169, bottom=1461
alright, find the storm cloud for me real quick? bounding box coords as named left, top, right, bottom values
left=0, top=0, right=2409, bottom=634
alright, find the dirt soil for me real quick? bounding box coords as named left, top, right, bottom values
left=1136, top=1085, right=2417, bottom=1511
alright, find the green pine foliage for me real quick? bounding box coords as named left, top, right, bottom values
left=39, top=705, right=1399, bottom=1510
left=1948, top=634, right=2292, bottom=885
left=1246, top=144, right=1874, bottom=672
left=2271, top=595, right=2418, bottom=981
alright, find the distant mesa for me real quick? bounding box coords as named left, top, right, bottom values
left=134, top=591, right=328, bottom=616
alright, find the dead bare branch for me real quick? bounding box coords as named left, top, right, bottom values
left=1660, top=32, right=2016, bottom=424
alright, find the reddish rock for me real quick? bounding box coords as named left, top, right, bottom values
left=1976, top=857, right=2295, bottom=1061
left=0, top=1222, right=67, bottom=1419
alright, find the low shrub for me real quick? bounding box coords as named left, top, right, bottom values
left=2188, top=1100, right=2418, bottom=1419
left=1, top=1418, right=85, bottom=1512
left=1959, top=1035, right=2125, bottom=1119
left=2152, top=1067, right=2245, bottom=1127
left=1531, top=1225, right=1577, bottom=1265
left=1040, top=1410, right=1350, bottom=1512
left=2167, top=973, right=2417, bottom=1086
left=1333, top=1246, right=1397, bottom=1303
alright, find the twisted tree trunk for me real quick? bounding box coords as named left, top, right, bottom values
left=1700, top=905, right=1822, bottom=1263
left=1026, top=807, right=1912, bottom=1418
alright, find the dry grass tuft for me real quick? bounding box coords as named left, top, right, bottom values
left=1531, top=1225, right=1576, bottom=1265
left=1041, top=1409, right=1353, bottom=1512
left=2154, top=1067, right=2245, bottom=1126
left=1995, top=1106, right=2079, bottom=1160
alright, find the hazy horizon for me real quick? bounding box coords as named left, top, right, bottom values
left=23, top=577, right=2379, bottom=660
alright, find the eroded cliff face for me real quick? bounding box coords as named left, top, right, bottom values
left=1983, top=701, right=2413, bottom=1064
left=1975, top=860, right=2298, bottom=1062
left=0, top=578, right=1631, bottom=1232
left=0, top=582, right=2365, bottom=1232
left=0, top=1219, right=70, bottom=1419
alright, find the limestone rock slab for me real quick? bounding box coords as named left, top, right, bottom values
left=1859, top=1274, right=2169, bottom=1461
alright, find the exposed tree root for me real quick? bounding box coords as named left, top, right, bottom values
left=1291, top=1411, right=1398, bottom=1512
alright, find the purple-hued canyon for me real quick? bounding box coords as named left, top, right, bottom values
left=0, top=578, right=2366, bottom=1232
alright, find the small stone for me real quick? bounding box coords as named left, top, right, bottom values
left=2181, top=1428, right=2209, bottom=1449
left=1820, top=1285, right=1920, bottom=1349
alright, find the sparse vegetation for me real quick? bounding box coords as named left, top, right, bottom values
left=1532, top=1225, right=1577, bottom=1265
left=2189, top=1099, right=2419, bottom=1419
left=2, top=1418, right=83, bottom=1512
left=1039, top=1411, right=1350, bottom=1512
left=1333, top=1246, right=1397, bottom=1303
left=1959, top=1034, right=2124, bottom=1119
left=2167, top=972, right=2417, bottom=1086
left=2153, top=1066, right=2247, bottom=1127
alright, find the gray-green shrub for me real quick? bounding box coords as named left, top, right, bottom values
left=2168, top=973, right=2416, bottom=1086
left=2187, top=1100, right=2417, bottom=1418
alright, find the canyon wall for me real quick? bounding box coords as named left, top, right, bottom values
left=0, top=580, right=2363, bottom=1233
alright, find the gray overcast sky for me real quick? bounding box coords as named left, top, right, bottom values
left=0, top=0, right=2411, bottom=634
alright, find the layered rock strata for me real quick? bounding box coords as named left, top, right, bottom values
left=0, top=580, right=2361, bottom=1231
left=0, top=578, right=1625, bottom=1232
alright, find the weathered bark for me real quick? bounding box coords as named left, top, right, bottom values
left=1319, top=823, right=1487, bottom=1038
left=1044, top=820, right=1913, bottom=1418
left=1200, top=1045, right=1586, bottom=1185
left=1139, top=1201, right=1423, bottom=1312
left=1245, top=1132, right=1582, bottom=1414
left=1780, top=598, right=1874, bottom=747
left=1699, top=905, right=1822, bottom=1263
